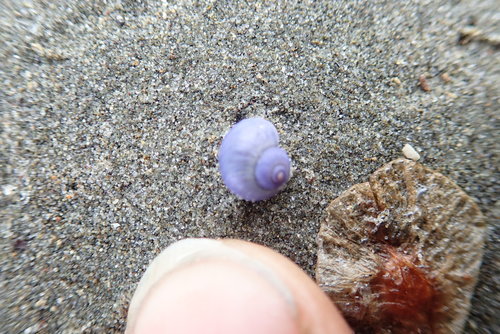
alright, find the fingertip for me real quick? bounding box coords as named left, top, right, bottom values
left=133, top=258, right=300, bottom=334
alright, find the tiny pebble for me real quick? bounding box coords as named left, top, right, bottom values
left=391, top=77, right=402, bottom=86
left=2, top=184, right=16, bottom=196
left=419, top=75, right=431, bottom=92
left=402, top=144, right=421, bottom=161
left=34, top=298, right=47, bottom=308
left=441, top=73, right=451, bottom=83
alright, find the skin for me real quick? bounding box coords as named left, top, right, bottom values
left=129, top=239, right=352, bottom=334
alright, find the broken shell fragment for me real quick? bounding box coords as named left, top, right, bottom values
left=402, top=143, right=420, bottom=161
left=316, top=158, right=487, bottom=334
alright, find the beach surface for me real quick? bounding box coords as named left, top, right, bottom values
left=1, top=0, right=498, bottom=332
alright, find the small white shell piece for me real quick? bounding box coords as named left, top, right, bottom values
left=402, top=144, right=420, bottom=161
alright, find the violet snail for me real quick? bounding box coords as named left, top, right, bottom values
left=218, top=117, right=291, bottom=201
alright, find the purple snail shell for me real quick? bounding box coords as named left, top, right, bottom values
left=218, top=117, right=291, bottom=201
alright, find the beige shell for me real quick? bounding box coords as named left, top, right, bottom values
left=316, top=158, right=487, bottom=334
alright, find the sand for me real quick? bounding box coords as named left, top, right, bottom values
left=1, top=0, right=498, bottom=332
